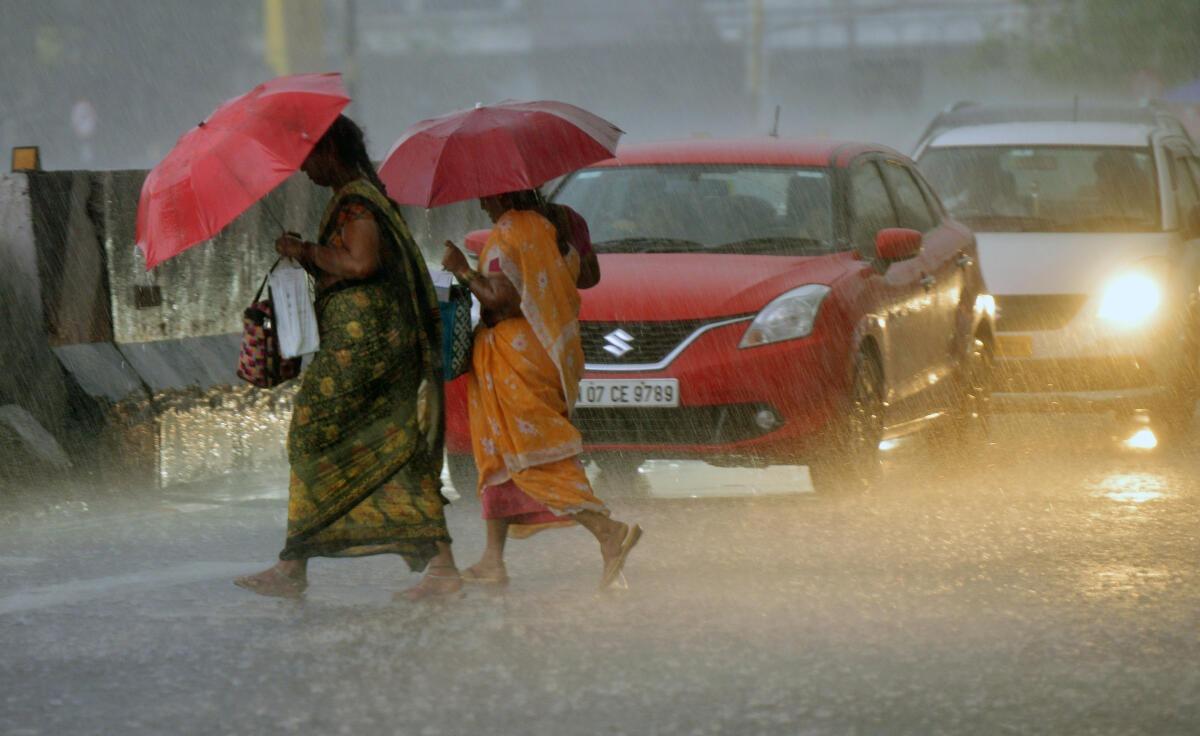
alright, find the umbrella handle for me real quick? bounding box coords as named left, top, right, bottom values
left=260, top=201, right=288, bottom=233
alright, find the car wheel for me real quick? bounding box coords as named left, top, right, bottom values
left=808, top=350, right=884, bottom=494
left=1149, top=396, right=1195, bottom=450
left=1151, top=326, right=1200, bottom=449
left=927, top=336, right=993, bottom=457
left=446, top=452, right=479, bottom=503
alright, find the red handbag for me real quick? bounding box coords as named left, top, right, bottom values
left=237, top=260, right=302, bottom=388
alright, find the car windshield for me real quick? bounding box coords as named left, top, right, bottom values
left=918, top=146, right=1161, bottom=233
left=551, top=165, right=835, bottom=255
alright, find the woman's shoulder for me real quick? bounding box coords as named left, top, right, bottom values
left=337, top=201, right=376, bottom=225
left=336, top=180, right=397, bottom=221
left=499, top=209, right=556, bottom=239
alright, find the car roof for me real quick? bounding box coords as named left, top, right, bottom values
left=914, top=101, right=1193, bottom=148
left=590, top=138, right=899, bottom=169
left=925, top=122, right=1157, bottom=149
left=932, top=102, right=1169, bottom=127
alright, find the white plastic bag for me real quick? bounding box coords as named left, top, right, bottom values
left=429, top=268, right=455, bottom=302
left=269, top=258, right=320, bottom=359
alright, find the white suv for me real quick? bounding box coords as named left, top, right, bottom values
left=917, top=121, right=1200, bottom=443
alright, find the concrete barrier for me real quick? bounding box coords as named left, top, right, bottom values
left=0, top=174, right=72, bottom=440
left=2, top=169, right=324, bottom=485
left=1, top=167, right=487, bottom=489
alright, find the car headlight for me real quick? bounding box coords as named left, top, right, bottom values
left=975, top=293, right=996, bottom=320
left=740, top=285, right=830, bottom=348
left=1096, top=272, right=1162, bottom=328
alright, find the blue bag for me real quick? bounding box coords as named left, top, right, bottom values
left=440, top=284, right=474, bottom=381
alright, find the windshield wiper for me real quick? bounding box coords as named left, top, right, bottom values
left=1053, top=215, right=1157, bottom=232
left=709, top=236, right=828, bottom=254
left=953, top=213, right=1056, bottom=232
left=593, top=237, right=704, bottom=253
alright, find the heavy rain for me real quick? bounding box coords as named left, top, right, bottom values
left=3, top=1, right=1200, bottom=734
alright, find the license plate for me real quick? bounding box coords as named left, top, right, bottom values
left=995, top=334, right=1033, bottom=358
left=578, top=379, right=680, bottom=407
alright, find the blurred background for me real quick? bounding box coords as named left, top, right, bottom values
left=3, top=0, right=1198, bottom=172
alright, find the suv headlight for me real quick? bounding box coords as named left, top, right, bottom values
left=740, top=285, right=831, bottom=348
left=1097, top=271, right=1163, bottom=329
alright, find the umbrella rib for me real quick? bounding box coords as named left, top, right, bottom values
left=139, top=74, right=349, bottom=266
left=380, top=101, right=623, bottom=207
left=208, top=139, right=289, bottom=231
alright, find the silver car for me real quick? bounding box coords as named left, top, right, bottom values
left=917, top=120, right=1200, bottom=446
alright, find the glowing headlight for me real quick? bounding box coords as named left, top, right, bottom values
left=740, top=284, right=830, bottom=348
left=1097, top=272, right=1162, bottom=328
left=975, top=293, right=996, bottom=319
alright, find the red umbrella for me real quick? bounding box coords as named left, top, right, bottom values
left=136, top=73, right=350, bottom=269
left=378, top=100, right=622, bottom=208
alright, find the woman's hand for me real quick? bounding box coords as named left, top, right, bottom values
left=442, top=241, right=470, bottom=277
left=275, top=233, right=307, bottom=261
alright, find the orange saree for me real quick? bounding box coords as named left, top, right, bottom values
left=466, top=209, right=605, bottom=537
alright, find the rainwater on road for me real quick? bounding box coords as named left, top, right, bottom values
left=2, top=415, right=1199, bottom=735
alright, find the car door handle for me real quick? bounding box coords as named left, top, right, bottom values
left=956, top=253, right=973, bottom=268
left=920, top=274, right=936, bottom=291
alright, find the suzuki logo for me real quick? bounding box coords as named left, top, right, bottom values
left=603, top=328, right=635, bottom=357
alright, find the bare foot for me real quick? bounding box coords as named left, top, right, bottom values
left=234, top=563, right=307, bottom=599
left=396, top=566, right=463, bottom=602
left=461, top=561, right=509, bottom=586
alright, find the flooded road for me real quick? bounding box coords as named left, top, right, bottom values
left=3, top=415, right=1199, bottom=735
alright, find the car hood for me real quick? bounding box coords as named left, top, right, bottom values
left=580, top=253, right=847, bottom=321
left=976, top=232, right=1175, bottom=295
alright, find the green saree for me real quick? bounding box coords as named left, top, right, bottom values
left=279, top=180, right=449, bottom=569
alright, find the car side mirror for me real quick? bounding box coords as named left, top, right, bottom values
left=875, top=228, right=922, bottom=262
left=464, top=229, right=490, bottom=255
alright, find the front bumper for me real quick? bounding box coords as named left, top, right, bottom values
left=990, top=306, right=1184, bottom=412
left=573, top=320, right=851, bottom=464
left=991, top=385, right=1170, bottom=413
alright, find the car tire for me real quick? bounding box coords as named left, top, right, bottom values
left=808, top=350, right=884, bottom=495
left=446, top=452, right=479, bottom=503
left=927, top=336, right=993, bottom=457
left=1150, top=396, right=1195, bottom=450
left=1151, top=325, right=1200, bottom=450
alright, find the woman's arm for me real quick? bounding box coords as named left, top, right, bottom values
left=441, top=241, right=521, bottom=320
left=274, top=217, right=382, bottom=281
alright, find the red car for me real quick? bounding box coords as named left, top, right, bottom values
left=446, top=138, right=993, bottom=493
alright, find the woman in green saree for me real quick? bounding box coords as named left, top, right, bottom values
left=235, top=115, right=462, bottom=601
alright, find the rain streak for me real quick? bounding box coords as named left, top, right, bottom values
left=2, top=1, right=1200, bottom=734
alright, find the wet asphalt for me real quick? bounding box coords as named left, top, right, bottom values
left=2, top=414, right=1199, bottom=735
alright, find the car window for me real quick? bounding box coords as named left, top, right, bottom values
left=849, top=160, right=898, bottom=258
left=881, top=160, right=936, bottom=232
left=919, top=145, right=1161, bottom=233
left=911, top=168, right=945, bottom=222
left=1168, top=151, right=1200, bottom=230
left=552, top=165, right=836, bottom=256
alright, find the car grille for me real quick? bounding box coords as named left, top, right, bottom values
left=581, top=319, right=722, bottom=366
left=575, top=403, right=775, bottom=445
left=995, top=294, right=1088, bottom=332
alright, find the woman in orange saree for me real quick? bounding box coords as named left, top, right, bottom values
left=442, top=189, right=641, bottom=590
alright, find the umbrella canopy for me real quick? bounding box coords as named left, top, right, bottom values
left=378, top=100, right=622, bottom=208
left=136, top=73, right=350, bottom=269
